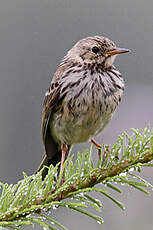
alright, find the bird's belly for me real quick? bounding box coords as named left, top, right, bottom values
left=51, top=97, right=115, bottom=145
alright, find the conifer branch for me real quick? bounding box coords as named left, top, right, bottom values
left=0, top=126, right=153, bottom=229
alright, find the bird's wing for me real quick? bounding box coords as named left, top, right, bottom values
left=42, top=62, right=72, bottom=159
left=41, top=79, right=62, bottom=159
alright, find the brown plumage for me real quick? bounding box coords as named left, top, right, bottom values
left=36, top=36, right=129, bottom=179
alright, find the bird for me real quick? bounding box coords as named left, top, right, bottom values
left=36, top=36, right=129, bottom=179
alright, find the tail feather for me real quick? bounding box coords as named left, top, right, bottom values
left=36, top=145, right=72, bottom=180
left=36, top=151, right=62, bottom=180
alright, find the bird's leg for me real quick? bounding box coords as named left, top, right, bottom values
left=91, top=138, right=102, bottom=159
left=59, top=143, right=68, bottom=177
left=91, top=138, right=110, bottom=164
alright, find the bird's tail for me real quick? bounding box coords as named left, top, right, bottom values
left=36, top=151, right=62, bottom=180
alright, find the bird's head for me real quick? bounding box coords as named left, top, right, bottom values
left=68, top=36, right=129, bottom=69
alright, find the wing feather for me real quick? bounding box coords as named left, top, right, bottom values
left=41, top=63, right=72, bottom=158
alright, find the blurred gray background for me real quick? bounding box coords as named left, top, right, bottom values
left=0, top=0, right=153, bottom=229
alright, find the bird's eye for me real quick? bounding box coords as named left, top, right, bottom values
left=92, top=46, right=100, bottom=54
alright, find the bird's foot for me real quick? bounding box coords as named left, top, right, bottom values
left=91, top=139, right=111, bottom=164
left=102, top=148, right=110, bottom=164
left=91, top=138, right=102, bottom=159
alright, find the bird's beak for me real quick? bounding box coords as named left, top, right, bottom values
left=105, top=48, right=130, bottom=56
